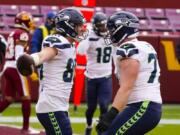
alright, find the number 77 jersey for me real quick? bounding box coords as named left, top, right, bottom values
left=116, top=38, right=162, bottom=104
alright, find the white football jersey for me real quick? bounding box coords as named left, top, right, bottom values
left=78, top=30, right=115, bottom=79
left=36, top=34, right=76, bottom=113
left=116, top=38, right=162, bottom=104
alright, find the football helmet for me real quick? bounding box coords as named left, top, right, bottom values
left=106, top=11, right=139, bottom=46
left=54, top=7, right=87, bottom=42
left=15, top=11, right=35, bottom=31
left=92, top=12, right=108, bottom=37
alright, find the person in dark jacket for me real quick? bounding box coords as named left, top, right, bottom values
left=30, top=11, right=56, bottom=80
left=30, top=11, right=56, bottom=53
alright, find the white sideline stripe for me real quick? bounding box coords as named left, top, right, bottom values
left=0, top=117, right=180, bottom=124
left=0, top=124, right=80, bottom=135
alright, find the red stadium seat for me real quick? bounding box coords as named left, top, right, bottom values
left=149, top=19, right=173, bottom=32
left=40, top=5, right=59, bottom=16
left=94, top=7, right=104, bottom=13
left=33, top=17, right=44, bottom=27
left=125, top=8, right=145, bottom=19
left=0, top=16, right=5, bottom=29
left=139, top=19, right=152, bottom=31
left=0, top=5, right=19, bottom=16
left=2, top=16, right=14, bottom=28
left=104, top=7, right=124, bottom=16
left=145, top=8, right=166, bottom=19
left=19, top=5, right=41, bottom=16
left=169, top=20, right=180, bottom=32
left=165, top=9, right=180, bottom=21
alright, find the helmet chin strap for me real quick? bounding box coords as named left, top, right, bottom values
left=128, top=32, right=139, bottom=39
left=117, top=33, right=128, bottom=46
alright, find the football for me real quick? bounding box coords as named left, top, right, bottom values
left=17, top=54, right=35, bottom=76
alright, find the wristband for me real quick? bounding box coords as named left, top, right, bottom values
left=31, top=53, right=40, bottom=66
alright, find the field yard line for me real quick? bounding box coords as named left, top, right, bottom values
left=0, top=116, right=180, bottom=124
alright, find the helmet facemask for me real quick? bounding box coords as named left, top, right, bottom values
left=93, top=20, right=108, bottom=37
left=55, top=8, right=88, bottom=42
left=92, top=12, right=108, bottom=37
left=105, top=11, right=140, bottom=46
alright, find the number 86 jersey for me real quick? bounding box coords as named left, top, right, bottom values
left=36, top=34, right=76, bottom=113
left=116, top=39, right=162, bottom=104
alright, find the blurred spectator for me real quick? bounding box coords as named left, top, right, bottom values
left=0, top=11, right=37, bottom=134
left=30, top=11, right=56, bottom=81
left=30, top=11, right=56, bottom=54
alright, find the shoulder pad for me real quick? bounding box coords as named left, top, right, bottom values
left=43, top=36, right=72, bottom=49
left=44, top=36, right=62, bottom=44
left=89, top=38, right=99, bottom=41
left=117, top=43, right=139, bottom=58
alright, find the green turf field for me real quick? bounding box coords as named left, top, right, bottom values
left=0, top=103, right=180, bottom=135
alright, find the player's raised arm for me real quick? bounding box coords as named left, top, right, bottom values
left=17, top=47, right=58, bottom=76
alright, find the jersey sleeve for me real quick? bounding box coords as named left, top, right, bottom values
left=42, top=36, right=72, bottom=51
left=116, top=43, right=142, bottom=61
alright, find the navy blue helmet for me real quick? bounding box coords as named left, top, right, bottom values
left=106, top=11, right=139, bottom=46
left=92, top=12, right=108, bottom=37
left=54, top=7, right=87, bottom=41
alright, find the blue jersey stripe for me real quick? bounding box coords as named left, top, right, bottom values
left=53, top=44, right=72, bottom=49
left=128, top=49, right=139, bottom=57
left=116, top=50, right=126, bottom=57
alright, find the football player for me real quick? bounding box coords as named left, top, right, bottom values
left=17, top=7, right=87, bottom=135
left=0, top=35, right=7, bottom=72
left=96, top=11, right=162, bottom=135
left=77, top=12, right=115, bottom=135
left=0, top=11, right=36, bottom=133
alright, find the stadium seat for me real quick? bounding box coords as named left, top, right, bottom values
left=139, top=19, right=152, bottom=31
left=149, top=19, right=173, bottom=32
left=40, top=5, right=59, bottom=17
left=125, top=8, right=145, bottom=19
left=169, top=20, right=180, bottom=32
left=165, top=9, right=180, bottom=21
left=2, top=16, right=14, bottom=28
left=145, top=8, right=166, bottom=19
left=94, top=7, right=104, bottom=13
left=33, top=17, right=44, bottom=27
left=104, top=7, right=124, bottom=16
left=19, top=5, right=41, bottom=16
left=0, top=5, right=19, bottom=16
left=0, top=16, right=5, bottom=29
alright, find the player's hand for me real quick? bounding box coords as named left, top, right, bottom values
left=17, top=54, right=35, bottom=76
left=96, top=107, right=119, bottom=133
